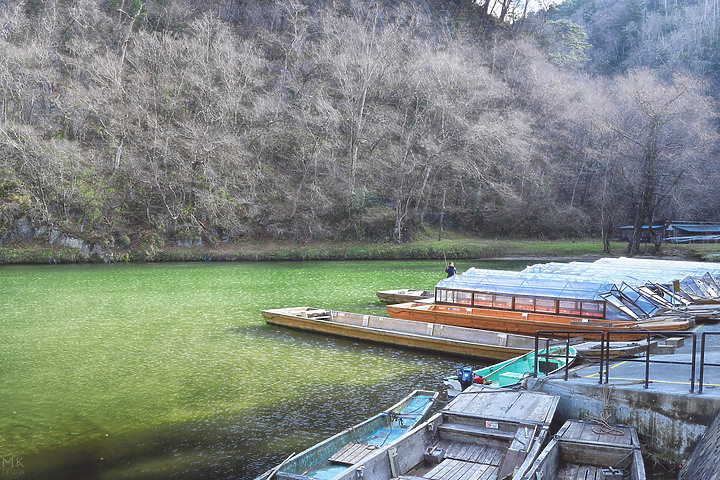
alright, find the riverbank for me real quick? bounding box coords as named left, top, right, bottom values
left=2, top=232, right=720, bottom=264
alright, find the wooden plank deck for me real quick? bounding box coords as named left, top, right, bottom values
left=437, top=440, right=504, bottom=465
left=445, top=387, right=556, bottom=425
left=328, top=443, right=380, bottom=465
left=558, top=420, right=636, bottom=447
left=424, top=459, right=498, bottom=480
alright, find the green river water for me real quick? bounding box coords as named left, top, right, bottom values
left=1, top=260, right=532, bottom=479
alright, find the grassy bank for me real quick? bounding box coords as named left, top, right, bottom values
left=2, top=231, right=720, bottom=264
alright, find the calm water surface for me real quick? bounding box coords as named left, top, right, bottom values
left=1, top=259, right=531, bottom=479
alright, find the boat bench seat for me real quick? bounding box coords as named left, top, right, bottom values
left=437, top=423, right=516, bottom=442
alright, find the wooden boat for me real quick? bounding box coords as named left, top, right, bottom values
left=574, top=339, right=657, bottom=358
left=376, top=288, right=434, bottom=304
left=261, top=307, right=541, bottom=360
left=256, top=389, right=438, bottom=480
left=386, top=301, right=694, bottom=340
left=443, top=345, right=577, bottom=398
left=519, top=419, right=646, bottom=480
left=329, top=386, right=560, bottom=480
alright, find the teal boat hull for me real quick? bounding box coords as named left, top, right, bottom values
left=444, top=346, right=576, bottom=397
left=256, top=390, right=438, bottom=480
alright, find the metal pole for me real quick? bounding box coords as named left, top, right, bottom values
left=605, top=332, right=610, bottom=384
left=690, top=332, right=697, bottom=394
left=544, top=337, right=550, bottom=376
left=534, top=334, right=539, bottom=377
left=438, top=189, right=446, bottom=241
left=600, top=332, right=605, bottom=384
left=564, top=334, right=570, bottom=381
left=700, top=333, right=706, bottom=394
left=644, top=333, right=651, bottom=389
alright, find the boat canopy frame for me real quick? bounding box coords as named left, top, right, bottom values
left=434, top=286, right=608, bottom=319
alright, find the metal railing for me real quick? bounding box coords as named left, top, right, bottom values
left=532, top=330, right=719, bottom=394
left=533, top=331, right=605, bottom=383
left=699, top=332, right=720, bottom=394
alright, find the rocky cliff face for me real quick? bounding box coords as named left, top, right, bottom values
left=3, top=217, right=112, bottom=262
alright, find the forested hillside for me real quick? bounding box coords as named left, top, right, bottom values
left=0, top=0, right=718, bottom=258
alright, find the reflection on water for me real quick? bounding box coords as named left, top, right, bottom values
left=0, top=260, right=528, bottom=479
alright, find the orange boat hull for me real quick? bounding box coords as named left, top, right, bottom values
left=385, top=302, right=693, bottom=340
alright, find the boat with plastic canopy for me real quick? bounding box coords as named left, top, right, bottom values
left=384, top=259, right=720, bottom=339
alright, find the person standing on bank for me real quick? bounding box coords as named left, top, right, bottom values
left=445, top=262, right=456, bottom=278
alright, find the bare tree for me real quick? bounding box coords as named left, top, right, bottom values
left=602, top=70, right=717, bottom=254
left=315, top=2, right=405, bottom=217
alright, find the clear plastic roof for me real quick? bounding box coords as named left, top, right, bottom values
left=436, top=268, right=614, bottom=300
left=523, top=257, right=720, bottom=287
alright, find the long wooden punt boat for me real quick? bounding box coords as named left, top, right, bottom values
left=443, top=345, right=577, bottom=398
left=256, top=390, right=438, bottom=480
left=519, top=419, right=645, bottom=480
left=376, top=289, right=434, bottom=304
left=329, top=386, right=560, bottom=480
left=385, top=302, right=694, bottom=340
left=261, top=307, right=541, bottom=360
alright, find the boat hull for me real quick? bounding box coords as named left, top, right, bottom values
left=328, top=387, right=560, bottom=480
left=520, top=419, right=646, bottom=480
left=261, top=307, right=537, bottom=360
left=443, top=346, right=576, bottom=398
left=258, top=389, right=438, bottom=480
left=386, top=302, right=693, bottom=340
left=376, top=289, right=434, bottom=304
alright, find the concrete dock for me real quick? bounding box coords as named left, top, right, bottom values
left=526, top=321, right=720, bottom=477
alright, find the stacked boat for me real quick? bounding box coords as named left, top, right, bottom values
left=261, top=386, right=646, bottom=480
left=260, top=386, right=561, bottom=480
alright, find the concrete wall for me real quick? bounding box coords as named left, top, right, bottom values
left=527, top=378, right=720, bottom=463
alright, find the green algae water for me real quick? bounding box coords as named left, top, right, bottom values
left=0, top=260, right=529, bottom=479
